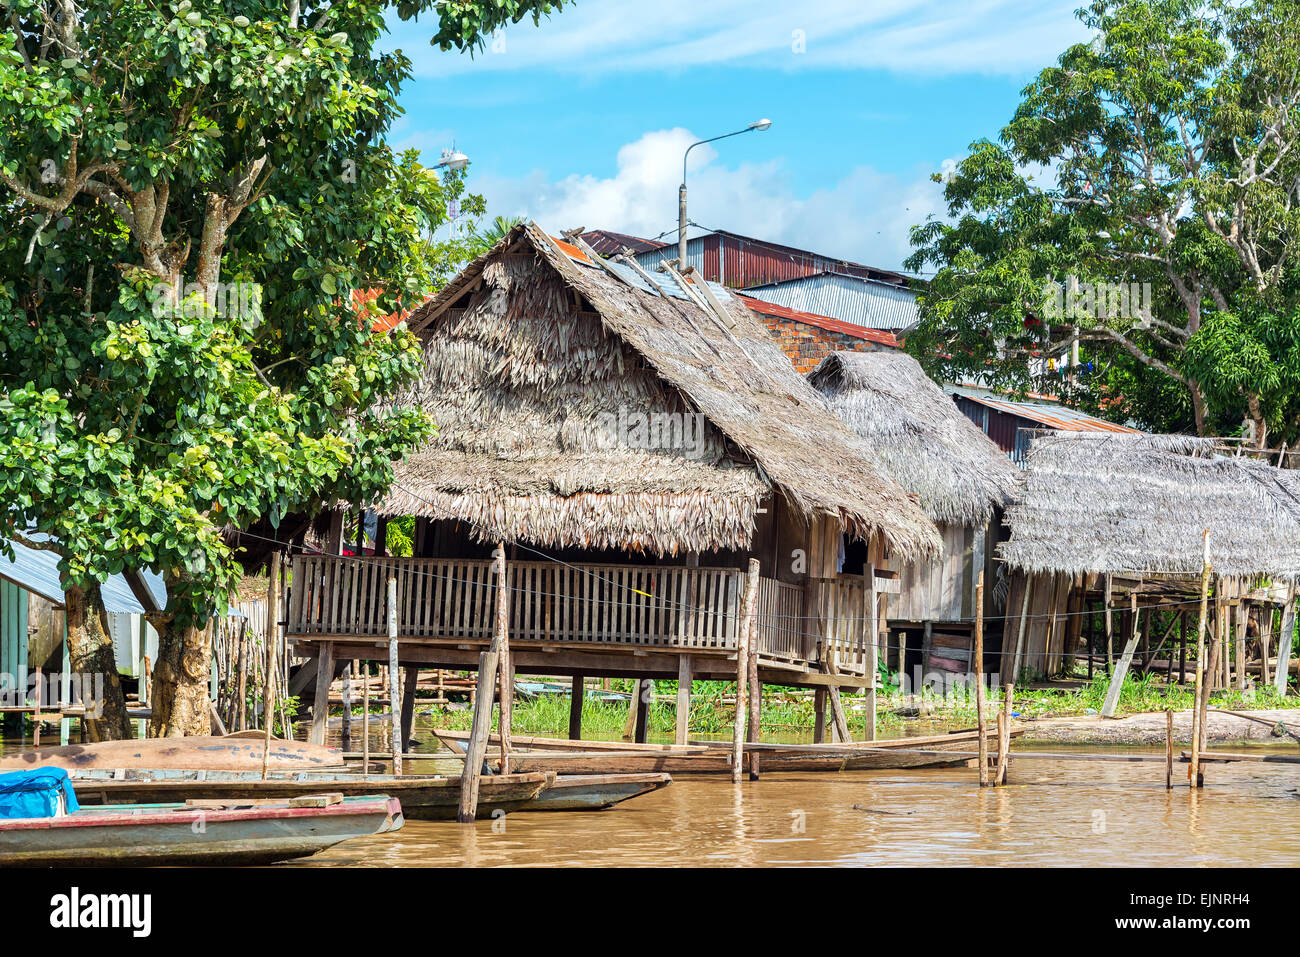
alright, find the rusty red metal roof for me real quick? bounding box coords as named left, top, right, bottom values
left=947, top=385, right=1141, bottom=434
left=352, top=288, right=427, bottom=333
left=738, top=294, right=900, bottom=348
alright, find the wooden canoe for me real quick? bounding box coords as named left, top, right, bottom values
left=0, top=794, right=402, bottom=866
left=433, top=728, right=1021, bottom=774
left=525, top=773, right=673, bottom=811
left=67, top=769, right=551, bottom=821
left=0, top=736, right=344, bottom=773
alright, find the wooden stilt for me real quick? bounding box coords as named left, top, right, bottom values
left=1234, top=601, right=1247, bottom=691
left=400, top=665, right=418, bottom=753
left=813, top=688, right=826, bottom=744
left=362, top=660, right=370, bottom=781
left=864, top=571, right=877, bottom=742
left=1101, top=595, right=1141, bottom=718
left=747, top=642, right=761, bottom=781
left=1190, top=532, right=1212, bottom=788
left=1276, top=588, right=1296, bottom=696
left=568, top=673, right=584, bottom=741
left=340, top=662, right=352, bottom=752
left=1165, top=709, right=1174, bottom=789
left=457, top=648, right=500, bottom=822
left=633, top=679, right=650, bottom=744
left=675, top=655, right=692, bottom=746
left=1011, top=581, right=1030, bottom=683
left=974, top=570, right=987, bottom=787
left=495, top=545, right=512, bottom=774
left=994, top=683, right=1013, bottom=786
left=827, top=685, right=851, bottom=743
left=309, top=641, right=333, bottom=746
left=386, top=577, right=402, bottom=776
left=1103, top=574, right=1114, bottom=674
left=733, top=559, right=759, bottom=783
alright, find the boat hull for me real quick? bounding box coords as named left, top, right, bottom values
left=69, top=771, right=551, bottom=821
left=0, top=795, right=402, bottom=866
left=0, top=737, right=343, bottom=773
left=525, top=774, right=673, bottom=811
left=433, top=729, right=1019, bottom=774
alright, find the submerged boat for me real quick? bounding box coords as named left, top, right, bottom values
left=0, top=736, right=343, bottom=773
left=433, top=728, right=1021, bottom=774
left=68, top=768, right=672, bottom=818
left=0, top=768, right=402, bottom=866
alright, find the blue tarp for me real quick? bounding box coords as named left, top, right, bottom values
left=0, top=767, right=80, bottom=819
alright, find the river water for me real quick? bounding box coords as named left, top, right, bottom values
left=291, top=739, right=1300, bottom=868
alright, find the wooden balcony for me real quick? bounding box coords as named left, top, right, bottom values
left=286, top=555, right=883, bottom=678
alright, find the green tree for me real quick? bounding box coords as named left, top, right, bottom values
left=0, top=0, right=565, bottom=738
left=906, top=0, right=1300, bottom=445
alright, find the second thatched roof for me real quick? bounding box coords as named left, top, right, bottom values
left=381, top=222, right=941, bottom=559
left=999, top=432, right=1300, bottom=581
left=808, top=351, right=1021, bottom=526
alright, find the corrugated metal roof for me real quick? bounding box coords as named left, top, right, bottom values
left=0, top=533, right=167, bottom=613
left=944, top=385, right=1142, bottom=434
left=740, top=272, right=921, bottom=331
left=738, top=294, right=900, bottom=348
left=552, top=235, right=735, bottom=305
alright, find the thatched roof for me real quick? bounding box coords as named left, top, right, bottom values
left=808, top=351, right=1021, bottom=526
left=999, top=432, right=1300, bottom=580
left=381, top=222, right=941, bottom=559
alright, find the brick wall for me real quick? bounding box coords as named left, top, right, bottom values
left=759, top=315, right=895, bottom=374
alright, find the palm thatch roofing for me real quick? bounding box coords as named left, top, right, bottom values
left=998, top=432, right=1300, bottom=581
left=380, top=221, right=941, bottom=559
left=807, top=351, right=1021, bottom=526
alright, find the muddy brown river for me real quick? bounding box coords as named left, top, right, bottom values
left=290, top=741, right=1300, bottom=867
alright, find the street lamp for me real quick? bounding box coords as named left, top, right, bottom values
left=679, top=120, right=771, bottom=271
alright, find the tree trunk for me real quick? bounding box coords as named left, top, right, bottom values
left=148, top=619, right=213, bottom=737
left=1190, top=381, right=1209, bottom=436
left=63, top=581, right=130, bottom=741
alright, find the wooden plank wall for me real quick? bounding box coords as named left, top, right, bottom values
left=891, top=520, right=994, bottom=624
left=1002, top=571, right=1076, bottom=679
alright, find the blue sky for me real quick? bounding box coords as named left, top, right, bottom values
left=383, top=0, right=1091, bottom=272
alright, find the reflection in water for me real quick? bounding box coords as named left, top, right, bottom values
left=291, top=744, right=1300, bottom=868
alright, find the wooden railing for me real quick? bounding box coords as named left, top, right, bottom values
left=809, top=575, right=875, bottom=675
left=288, top=555, right=874, bottom=670
left=287, top=555, right=742, bottom=650
left=754, top=576, right=807, bottom=661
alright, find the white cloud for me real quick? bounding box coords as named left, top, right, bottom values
left=472, top=128, right=953, bottom=272
left=392, top=0, right=1090, bottom=78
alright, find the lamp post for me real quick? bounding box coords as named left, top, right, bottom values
left=678, top=119, right=771, bottom=271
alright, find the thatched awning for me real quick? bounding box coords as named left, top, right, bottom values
left=999, top=433, right=1300, bottom=580
left=385, top=222, right=941, bottom=560
left=808, top=351, right=1021, bottom=526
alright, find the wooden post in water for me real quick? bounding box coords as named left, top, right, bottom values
left=994, top=683, right=1013, bottom=786
left=974, top=570, right=988, bottom=787
left=1165, top=709, right=1174, bottom=789
left=387, top=577, right=402, bottom=776
left=362, top=660, right=371, bottom=781
left=568, top=673, right=584, bottom=741
left=813, top=688, right=826, bottom=744
left=747, top=632, right=761, bottom=781
left=457, top=648, right=500, bottom=823
left=309, top=640, right=333, bottom=746
left=1189, top=531, right=1212, bottom=788
left=733, top=558, right=759, bottom=783
left=495, top=545, right=512, bottom=774
left=675, top=656, right=692, bottom=746
left=340, top=662, right=352, bottom=752
left=261, top=553, right=281, bottom=780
